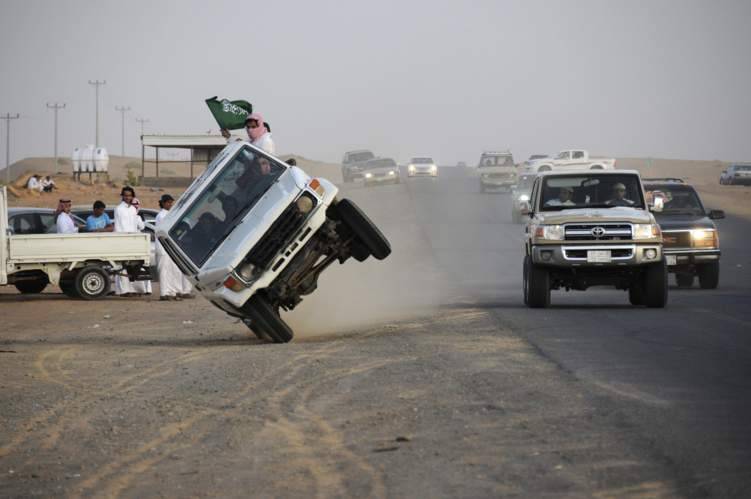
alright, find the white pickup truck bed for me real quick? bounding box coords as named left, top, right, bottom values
left=7, top=233, right=150, bottom=264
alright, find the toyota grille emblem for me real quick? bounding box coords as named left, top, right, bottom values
left=591, top=226, right=606, bottom=238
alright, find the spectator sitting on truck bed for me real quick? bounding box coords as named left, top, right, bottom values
left=85, top=200, right=114, bottom=232
left=605, top=183, right=635, bottom=207
left=56, top=198, right=81, bottom=234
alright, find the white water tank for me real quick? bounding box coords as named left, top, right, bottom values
left=72, top=147, right=82, bottom=173
left=94, top=147, right=109, bottom=173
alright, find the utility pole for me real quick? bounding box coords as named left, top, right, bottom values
left=46, top=103, right=66, bottom=170
left=135, top=117, right=150, bottom=137
left=2, top=113, right=20, bottom=184
left=88, top=80, right=106, bottom=148
left=115, top=105, right=131, bottom=156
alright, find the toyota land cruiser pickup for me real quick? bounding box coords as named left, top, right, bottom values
left=156, top=142, right=391, bottom=343
left=523, top=170, right=667, bottom=308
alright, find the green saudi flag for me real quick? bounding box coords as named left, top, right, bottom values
left=205, top=96, right=253, bottom=130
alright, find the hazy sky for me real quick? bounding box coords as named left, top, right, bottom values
left=1, top=0, right=750, bottom=166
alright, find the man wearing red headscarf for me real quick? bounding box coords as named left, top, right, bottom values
left=221, top=112, right=275, bottom=155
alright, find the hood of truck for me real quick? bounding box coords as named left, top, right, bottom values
left=654, top=214, right=716, bottom=231
left=537, top=207, right=654, bottom=225
left=366, top=166, right=398, bottom=175
left=196, top=168, right=307, bottom=283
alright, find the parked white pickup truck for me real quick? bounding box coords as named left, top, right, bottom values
left=156, top=141, right=391, bottom=343
left=1, top=187, right=151, bottom=299
left=523, top=150, right=616, bottom=173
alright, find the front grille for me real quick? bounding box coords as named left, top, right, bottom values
left=565, top=224, right=632, bottom=241
left=245, top=200, right=309, bottom=270
left=486, top=173, right=514, bottom=179
left=159, top=236, right=197, bottom=275
left=662, top=231, right=691, bottom=249
left=564, top=248, right=633, bottom=259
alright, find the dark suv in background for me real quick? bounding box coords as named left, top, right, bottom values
left=341, top=150, right=375, bottom=183
left=643, top=178, right=724, bottom=288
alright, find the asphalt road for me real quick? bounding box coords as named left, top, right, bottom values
left=1, top=167, right=749, bottom=498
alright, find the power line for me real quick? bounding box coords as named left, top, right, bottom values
left=88, top=80, right=106, bottom=148
left=115, top=105, right=131, bottom=156
left=135, top=117, right=150, bottom=137
left=2, top=113, right=21, bottom=184
left=46, top=103, right=66, bottom=170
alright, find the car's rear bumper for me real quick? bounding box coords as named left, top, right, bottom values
left=729, top=177, right=751, bottom=185
left=531, top=243, right=663, bottom=267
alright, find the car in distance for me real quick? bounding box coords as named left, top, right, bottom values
left=511, top=173, right=537, bottom=223
left=643, top=178, right=724, bottom=288
left=362, top=158, right=400, bottom=186
left=407, top=157, right=438, bottom=177
left=523, top=170, right=667, bottom=308
left=522, top=149, right=616, bottom=173
left=341, top=150, right=375, bottom=183
left=72, top=206, right=159, bottom=223
left=719, top=163, right=751, bottom=185
left=7, top=207, right=85, bottom=234
left=156, top=142, right=391, bottom=343
left=478, top=151, right=516, bottom=193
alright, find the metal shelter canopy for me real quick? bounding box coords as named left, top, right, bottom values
left=140, top=134, right=229, bottom=179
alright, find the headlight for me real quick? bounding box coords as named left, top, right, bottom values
left=408, top=165, right=416, bottom=171
left=237, top=262, right=255, bottom=281
left=388, top=170, right=396, bottom=176
left=296, top=195, right=314, bottom=214
left=365, top=173, right=373, bottom=179
left=691, top=229, right=718, bottom=248
left=518, top=194, right=530, bottom=202
left=633, top=224, right=660, bottom=239
left=430, top=164, right=437, bottom=171
left=534, top=225, right=565, bottom=240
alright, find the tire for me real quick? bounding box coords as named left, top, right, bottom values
left=697, top=261, right=719, bottom=289
left=524, top=256, right=550, bottom=308
left=336, top=198, right=391, bottom=260
left=243, top=293, right=293, bottom=343
left=59, top=279, right=79, bottom=298
left=628, top=280, right=644, bottom=306
left=538, top=165, right=551, bottom=172
left=14, top=276, right=49, bottom=294
left=675, top=273, right=694, bottom=288
left=74, top=265, right=110, bottom=300
left=644, top=261, right=668, bottom=308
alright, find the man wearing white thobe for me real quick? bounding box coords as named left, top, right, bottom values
left=114, top=187, right=151, bottom=296
left=155, top=194, right=193, bottom=300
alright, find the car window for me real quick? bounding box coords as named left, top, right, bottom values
left=479, top=155, right=514, bottom=167
left=365, top=159, right=397, bottom=169
left=411, top=158, right=434, bottom=164
left=572, top=151, right=585, bottom=159
left=10, top=214, right=38, bottom=234
left=556, top=151, right=570, bottom=160
left=40, top=214, right=57, bottom=233
left=540, top=174, right=645, bottom=211
left=645, top=186, right=704, bottom=215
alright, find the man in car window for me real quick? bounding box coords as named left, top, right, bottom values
left=605, top=182, right=635, bottom=206
left=545, top=186, right=575, bottom=207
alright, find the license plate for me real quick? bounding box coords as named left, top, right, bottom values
left=666, top=255, right=677, bottom=266
left=587, top=250, right=612, bottom=263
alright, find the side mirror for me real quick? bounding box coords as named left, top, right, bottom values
left=708, top=209, right=725, bottom=220
left=650, top=196, right=664, bottom=213
left=520, top=201, right=531, bottom=215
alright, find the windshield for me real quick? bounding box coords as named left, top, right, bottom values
left=365, top=158, right=397, bottom=169
left=411, top=158, right=434, bottom=164
left=645, top=185, right=704, bottom=216
left=346, top=151, right=374, bottom=163
left=169, top=146, right=286, bottom=266
left=540, top=174, right=645, bottom=211
left=479, top=154, right=514, bottom=167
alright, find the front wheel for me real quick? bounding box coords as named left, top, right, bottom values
left=644, top=261, right=668, bottom=308
left=242, top=293, right=293, bottom=343
left=697, top=261, right=719, bottom=289
left=15, top=276, right=49, bottom=294
left=524, top=256, right=550, bottom=308
left=335, top=199, right=391, bottom=260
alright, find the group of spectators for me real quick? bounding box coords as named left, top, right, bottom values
left=26, top=175, right=56, bottom=193
left=54, top=187, right=193, bottom=302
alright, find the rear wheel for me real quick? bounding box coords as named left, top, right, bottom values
left=335, top=198, right=391, bottom=260
left=675, top=273, right=694, bottom=288
left=524, top=257, right=550, bottom=308
left=14, top=275, right=49, bottom=294
left=644, top=261, right=668, bottom=308
left=75, top=265, right=110, bottom=300
left=242, top=293, right=293, bottom=343
left=697, top=261, right=719, bottom=289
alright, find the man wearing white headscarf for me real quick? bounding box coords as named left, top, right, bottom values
left=114, top=187, right=147, bottom=296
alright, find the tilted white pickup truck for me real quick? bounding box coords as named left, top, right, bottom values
left=523, top=150, right=616, bottom=173
left=156, top=141, right=391, bottom=343
left=1, top=187, right=151, bottom=299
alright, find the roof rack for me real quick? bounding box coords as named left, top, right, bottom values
left=642, top=177, right=685, bottom=183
